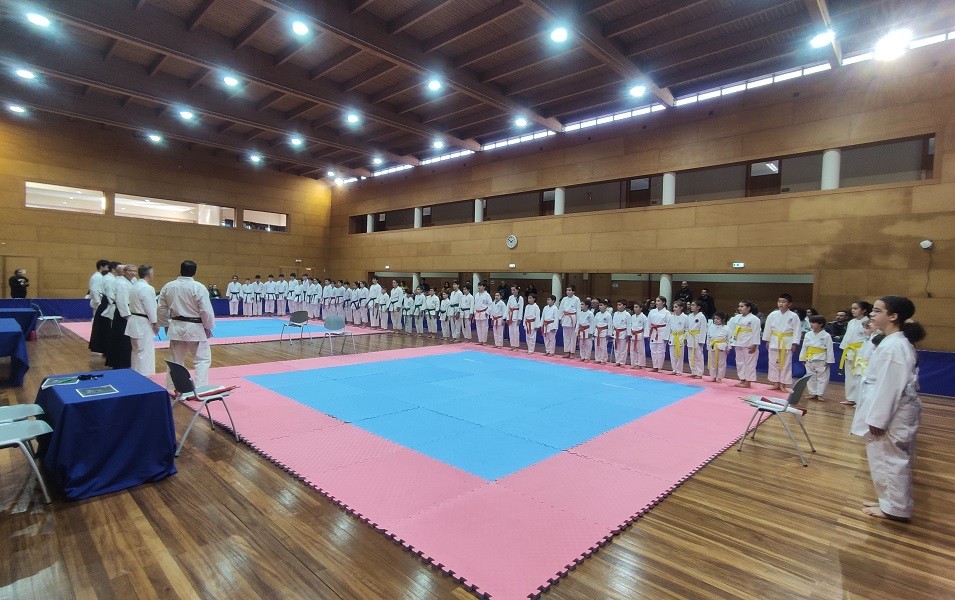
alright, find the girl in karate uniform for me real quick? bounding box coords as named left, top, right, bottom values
left=707, top=312, right=731, bottom=382
left=523, top=293, right=541, bottom=354
left=686, top=300, right=707, bottom=378
left=541, top=295, right=559, bottom=356
left=593, top=300, right=612, bottom=364
left=438, top=291, right=452, bottom=340
left=667, top=301, right=689, bottom=375
left=628, top=303, right=647, bottom=368
left=646, top=296, right=670, bottom=372
left=732, top=300, right=762, bottom=388
left=577, top=304, right=595, bottom=362
left=490, top=292, right=507, bottom=348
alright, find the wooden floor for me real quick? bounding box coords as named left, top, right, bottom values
left=2, top=329, right=954, bottom=599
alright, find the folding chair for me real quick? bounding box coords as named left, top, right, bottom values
left=280, top=310, right=312, bottom=343
left=32, top=302, right=63, bottom=337
left=0, top=404, right=44, bottom=424
left=318, top=315, right=356, bottom=355
left=165, top=360, right=240, bottom=457
left=737, top=374, right=815, bottom=466
left=0, top=420, right=54, bottom=503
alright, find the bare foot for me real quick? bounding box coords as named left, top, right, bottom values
left=862, top=505, right=910, bottom=522
left=651, top=368, right=659, bottom=372
left=840, top=400, right=856, bottom=406
left=735, top=381, right=751, bottom=388
left=806, top=395, right=818, bottom=400
left=863, top=500, right=880, bottom=508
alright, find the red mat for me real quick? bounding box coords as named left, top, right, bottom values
left=162, top=346, right=770, bottom=599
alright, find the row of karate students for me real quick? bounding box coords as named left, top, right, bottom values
left=224, top=274, right=380, bottom=321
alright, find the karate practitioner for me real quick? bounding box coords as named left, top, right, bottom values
left=628, top=303, right=647, bottom=369
left=541, top=295, right=559, bottom=356
left=576, top=303, right=595, bottom=362
left=377, top=285, right=390, bottom=329
left=88, top=259, right=110, bottom=354
left=707, top=312, right=731, bottom=382
left=368, top=277, right=382, bottom=328
left=356, top=281, right=369, bottom=326
left=459, top=284, right=474, bottom=341
left=646, top=296, right=670, bottom=372
left=840, top=301, right=874, bottom=406
left=852, top=296, right=924, bottom=523
left=263, top=275, right=277, bottom=315
left=241, top=277, right=254, bottom=317
left=558, top=286, right=581, bottom=358
left=762, top=293, right=803, bottom=391
left=448, top=281, right=463, bottom=340
left=593, top=299, right=611, bottom=364
left=686, top=300, right=708, bottom=378
left=611, top=300, right=630, bottom=366
left=226, top=275, right=242, bottom=316
left=523, top=293, right=541, bottom=354
left=506, top=285, right=524, bottom=351
left=107, top=263, right=136, bottom=369
left=252, top=275, right=264, bottom=316
left=489, top=292, right=506, bottom=347
left=667, top=301, right=690, bottom=375
left=799, top=315, right=835, bottom=399
left=438, top=291, right=451, bottom=339
left=158, top=260, right=216, bottom=389
left=126, top=264, right=159, bottom=376
left=424, top=287, right=440, bottom=338
left=732, top=301, right=762, bottom=388
left=275, top=274, right=289, bottom=316
left=389, top=280, right=404, bottom=332
left=473, top=281, right=493, bottom=345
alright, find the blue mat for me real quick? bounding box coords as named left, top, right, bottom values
left=247, top=351, right=702, bottom=480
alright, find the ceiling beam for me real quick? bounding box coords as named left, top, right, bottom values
left=369, top=78, right=420, bottom=104
left=452, top=29, right=543, bottom=69
left=232, top=9, right=275, bottom=50
left=349, top=0, right=377, bottom=13
left=506, top=62, right=604, bottom=96
left=0, top=82, right=367, bottom=177
left=0, top=29, right=416, bottom=165
left=274, top=39, right=312, bottom=67
left=102, top=38, right=119, bottom=61
left=187, top=0, right=219, bottom=32
left=246, top=0, right=563, bottom=132
left=388, top=1, right=444, bottom=35
left=285, top=101, right=316, bottom=120
left=518, top=0, right=673, bottom=106
left=146, top=54, right=166, bottom=76
left=39, top=0, right=480, bottom=151
left=802, top=0, right=842, bottom=68
left=421, top=0, right=522, bottom=53
left=604, top=0, right=708, bottom=39
left=479, top=46, right=578, bottom=84
left=187, top=67, right=211, bottom=89
left=658, top=44, right=803, bottom=90
left=339, top=63, right=396, bottom=93
left=309, top=47, right=362, bottom=80
left=255, top=91, right=285, bottom=111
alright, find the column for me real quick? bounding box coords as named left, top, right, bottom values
left=659, top=274, right=672, bottom=304
left=414, top=207, right=423, bottom=228
left=472, top=273, right=482, bottom=292
left=551, top=273, right=562, bottom=301
left=662, top=172, right=676, bottom=205
left=821, top=148, right=841, bottom=190
left=554, top=187, right=565, bottom=215
left=366, top=214, right=374, bottom=233
left=474, top=199, right=484, bottom=223
left=412, top=273, right=420, bottom=290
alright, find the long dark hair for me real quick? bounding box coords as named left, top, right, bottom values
left=878, top=296, right=926, bottom=344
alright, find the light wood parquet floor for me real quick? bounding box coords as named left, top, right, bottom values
left=1, top=327, right=953, bottom=599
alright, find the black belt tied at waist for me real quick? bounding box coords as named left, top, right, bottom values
left=131, top=312, right=149, bottom=318
left=172, top=316, right=203, bottom=323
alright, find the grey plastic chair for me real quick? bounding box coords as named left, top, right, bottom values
left=32, top=302, right=63, bottom=337
left=0, top=404, right=44, bottom=424
left=280, top=310, right=312, bottom=342
left=165, top=360, right=240, bottom=457
left=737, top=374, right=816, bottom=466
left=318, top=315, right=356, bottom=355
left=0, top=419, right=54, bottom=503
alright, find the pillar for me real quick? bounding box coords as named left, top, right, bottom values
left=474, top=199, right=484, bottom=223
left=662, top=172, right=676, bottom=205
left=472, top=273, right=482, bottom=292
left=821, top=148, right=841, bottom=190
left=412, top=273, right=420, bottom=290
left=551, top=273, right=562, bottom=302
left=659, top=274, right=672, bottom=305
left=414, top=207, right=423, bottom=228
left=366, top=213, right=374, bottom=233
left=554, top=187, right=565, bottom=216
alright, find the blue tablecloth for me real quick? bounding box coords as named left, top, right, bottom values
left=0, top=297, right=232, bottom=319
left=35, top=369, right=177, bottom=500
left=0, top=307, right=39, bottom=336
left=0, top=318, right=29, bottom=386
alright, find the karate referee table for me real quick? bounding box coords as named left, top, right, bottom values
left=0, top=307, right=38, bottom=338
left=0, top=318, right=29, bottom=386
left=36, top=369, right=177, bottom=500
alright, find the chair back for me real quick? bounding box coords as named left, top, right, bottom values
left=30, top=302, right=44, bottom=317
left=785, top=375, right=812, bottom=407
left=165, top=360, right=196, bottom=394
left=324, top=315, right=345, bottom=332
left=289, top=310, right=309, bottom=325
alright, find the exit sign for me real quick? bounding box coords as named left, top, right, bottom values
left=732, top=262, right=745, bottom=268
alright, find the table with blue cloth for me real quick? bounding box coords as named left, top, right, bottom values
left=35, top=369, right=177, bottom=500
left=0, top=307, right=38, bottom=337
left=0, top=318, right=29, bottom=386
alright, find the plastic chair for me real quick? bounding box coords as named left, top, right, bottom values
left=165, top=360, right=240, bottom=457
left=0, top=420, right=54, bottom=503
left=32, top=302, right=63, bottom=337
left=318, top=315, right=356, bottom=355
left=737, top=375, right=816, bottom=466
left=280, top=310, right=312, bottom=343
left=0, top=404, right=44, bottom=424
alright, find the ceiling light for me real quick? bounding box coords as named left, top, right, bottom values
left=433, top=140, right=445, bottom=149
left=26, top=13, right=51, bottom=27
left=7, top=105, right=26, bottom=114
left=334, top=177, right=344, bottom=186
left=291, top=21, right=309, bottom=36
left=810, top=30, right=835, bottom=48
left=346, top=112, right=360, bottom=124
left=874, top=29, right=912, bottom=61
left=629, top=85, right=647, bottom=97
left=250, top=154, right=262, bottom=163
left=360, top=176, right=367, bottom=180
left=148, top=134, right=162, bottom=143
left=223, top=75, right=239, bottom=87
left=372, top=157, right=383, bottom=165
left=427, top=78, right=442, bottom=91
left=326, top=170, right=336, bottom=177
left=289, top=136, right=303, bottom=146
left=514, top=117, right=528, bottom=127
left=179, top=110, right=195, bottom=120
left=550, top=27, right=569, bottom=43
left=15, top=69, right=36, bottom=80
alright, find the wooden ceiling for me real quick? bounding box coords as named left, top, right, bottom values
left=1, top=0, right=952, bottom=179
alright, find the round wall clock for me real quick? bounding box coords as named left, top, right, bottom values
left=506, top=234, right=518, bottom=249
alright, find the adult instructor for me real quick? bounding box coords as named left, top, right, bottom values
left=158, top=260, right=215, bottom=390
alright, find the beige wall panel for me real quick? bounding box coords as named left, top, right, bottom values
left=619, top=206, right=699, bottom=231
left=654, top=225, right=739, bottom=249
left=490, top=171, right=540, bottom=194
left=659, top=136, right=745, bottom=171
left=562, top=213, right=626, bottom=234
left=787, top=187, right=913, bottom=221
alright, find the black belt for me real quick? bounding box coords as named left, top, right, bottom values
left=131, top=312, right=148, bottom=318
left=172, top=316, right=203, bottom=323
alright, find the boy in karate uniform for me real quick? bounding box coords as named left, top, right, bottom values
left=800, top=315, right=835, bottom=399
left=473, top=281, right=493, bottom=345
left=489, top=292, right=506, bottom=347
left=686, top=300, right=707, bottom=378
left=263, top=275, right=277, bottom=316
left=424, top=287, right=440, bottom=338
left=226, top=275, right=241, bottom=316
left=448, top=281, right=463, bottom=340
left=367, top=277, right=382, bottom=327
left=541, top=295, right=559, bottom=356
left=667, top=301, right=689, bottom=375
left=558, top=285, right=581, bottom=358
left=241, top=277, right=254, bottom=317
left=732, top=301, right=762, bottom=388
left=577, top=304, right=595, bottom=362
left=523, top=293, right=541, bottom=354
left=252, top=275, right=264, bottom=316
left=275, top=274, right=289, bottom=316
left=612, top=300, right=630, bottom=366
left=356, top=281, right=369, bottom=326
left=402, top=288, right=414, bottom=334
left=707, top=312, right=731, bottom=382
left=646, top=296, right=670, bottom=372
left=438, top=291, right=451, bottom=340
left=628, top=303, right=647, bottom=368
left=389, top=280, right=404, bottom=332
left=459, top=284, right=475, bottom=341
left=763, top=293, right=802, bottom=391
left=322, top=278, right=334, bottom=320
left=593, top=299, right=612, bottom=364
left=377, top=286, right=390, bottom=329
left=412, top=286, right=425, bottom=334
left=506, top=285, right=524, bottom=351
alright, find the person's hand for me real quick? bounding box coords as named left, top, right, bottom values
left=152, top=324, right=160, bottom=334
left=791, top=343, right=799, bottom=353
left=205, top=328, right=213, bottom=338
left=869, top=425, right=885, bottom=437
left=748, top=345, right=757, bottom=354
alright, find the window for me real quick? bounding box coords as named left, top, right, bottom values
left=349, top=215, right=368, bottom=234
left=677, top=165, right=746, bottom=203
left=243, top=209, right=287, bottom=232
left=429, top=200, right=474, bottom=226
left=746, top=160, right=781, bottom=197
left=780, top=153, right=823, bottom=193
left=115, top=194, right=235, bottom=226
left=841, top=136, right=934, bottom=187
left=485, top=191, right=541, bottom=221
left=25, top=182, right=105, bottom=214
left=565, top=181, right=623, bottom=213
left=377, top=208, right=415, bottom=232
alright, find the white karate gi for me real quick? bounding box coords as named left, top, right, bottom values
left=523, top=302, right=541, bottom=353
left=412, top=292, right=426, bottom=334
left=264, top=279, right=277, bottom=315
left=275, top=279, right=289, bottom=316
left=541, top=304, right=559, bottom=355
left=377, top=290, right=390, bottom=329
left=686, top=312, right=707, bottom=376
left=157, top=276, right=215, bottom=388
left=628, top=312, right=647, bottom=367
left=593, top=309, right=611, bottom=363
left=489, top=299, right=506, bottom=347
left=252, top=280, right=264, bottom=316
left=646, top=308, right=670, bottom=369
left=356, top=286, right=369, bottom=325
left=402, top=295, right=414, bottom=333
left=448, top=289, right=463, bottom=339
left=506, top=294, right=525, bottom=349
left=577, top=310, right=595, bottom=361
left=88, top=271, right=105, bottom=311
left=459, top=293, right=474, bottom=341
left=368, top=283, right=382, bottom=326
left=241, top=282, right=254, bottom=316
left=390, top=286, right=405, bottom=331
left=840, top=318, right=868, bottom=403
left=126, top=278, right=158, bottom=375
left=799, top=329, right=835, bottom=396
left=558, top=295, right=581, bottom=354
left=732, top=313, right=762, bottom=382
left=852, top=332, right=921, bottom=519
left=611, top=310, right=630, bottom=365
left=438, top=297, right=451, bottom=338
left=667, top=313, right=689, bottom=374
left=473, top=290, right=492, bottom=344
left=707, top=323, right=731, bottom=380
left=763, top=309, right=802, bottom=384
left=424, top=293, right=440, bottom=335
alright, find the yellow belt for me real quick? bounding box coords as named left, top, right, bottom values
left=709, top=338, right=726, bottom=373
left=804, top=346, right=828, bottom=360
left=852, top=356, right=869, bottom=376
left=840, top=341, right=863, bottom=369
left=688, top=329, right=702, bottom=363
left=733, top=326, right=751, bottom=339
left=771, top=331, right=793, bottom=367
left=671, top=331, right=685, bottom=361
